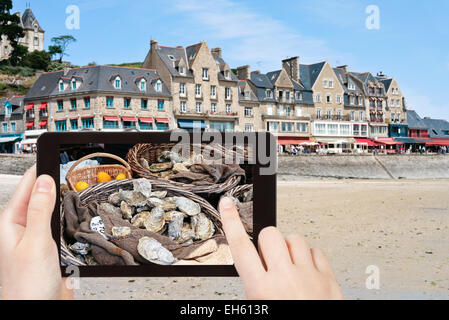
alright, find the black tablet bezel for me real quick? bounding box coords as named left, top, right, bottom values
left=37, top=131, right=277, bottom=277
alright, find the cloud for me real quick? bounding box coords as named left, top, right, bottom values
left=169, top=0, right=344, bottom=71
left=404, top=91, right=449, bottom=120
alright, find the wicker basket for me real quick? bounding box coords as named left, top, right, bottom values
left=65, top=152, right=132, bottom=191
left=226, top=184, right=253, bottom=199
left=60, top=179, right=223, bottom=266
left=127, top=143, right=247, bottom=194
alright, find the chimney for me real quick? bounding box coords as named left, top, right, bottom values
left=150, top=39, right=159, bottom=52
left=236, top=65, right=251, bottom=80
left=336, top=65, right=348, bottom=73
left=211, top=47, right=222, bottom=58
left=251, top=70, right=261, bottom=75
left=377, top=71, right=386, bottom=78
left=63, top=67, right=71, bottom=76
left=282, top=56, right=300, bottom=82
left=423, top=117, right=431, bottom=120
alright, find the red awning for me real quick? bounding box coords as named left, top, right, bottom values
left=26, top=121, right=34, bottom=128
left=426, top=140, right=449, bottom=146
left=26, top=103, right=34, bottom=111
left=104, top=116, right=119, bottom=122
left=375, top=138, right=404, bottom=146
left=81, top=116, right=94, bottom=119
left=155, top=118, right=169, bottom=123
left=39, top=102, right=47, bottom=110
left=39, top=120, right=47, bottom=127
left=139, top=117, right=153, bottom=123
left=355, top=138, right=377, bottom=147
left=122, top=116, right=136, bottom=122
left=277, top=137, right=310, bottom=145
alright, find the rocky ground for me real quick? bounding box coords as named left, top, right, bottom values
left=0, top=174, right=448, bottom=300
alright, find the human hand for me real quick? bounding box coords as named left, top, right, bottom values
left=219, top=197, right=344, bottom=300
left=0, top=166, right=73, bottom=300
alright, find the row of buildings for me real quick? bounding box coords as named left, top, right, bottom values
left=1, top=39, right=449, bottom=153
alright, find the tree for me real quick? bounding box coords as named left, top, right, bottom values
left=50, top=35, right=76, bottom=62
left=48, top=45, right=62, bottom=60
left=22, top=50, right=51, bottom=71
left=0, top=0, right=25, bottom=65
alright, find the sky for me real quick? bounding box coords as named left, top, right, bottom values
left=12, top=0, right=449, bottom=120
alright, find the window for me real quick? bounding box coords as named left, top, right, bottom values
left=84, top=97, right=90, bottom=109
left=340, top=124, right=350, bottom=135
left=82, top=118, right=94, bottom=129
left=323, top=79, right=328, bottom=88
left=211, top=85, right=216, bottom=98
left=72, top=80, right=77, bottom=90
left=296, top=91, right=302, bottom=100
left=140, top=80, right=146, bottom=91
left=286, top=91, right=290, bottom=100
left=316, top=108, right=322, bottom=119
left=268, top=122, right=279, bottom=132
left=326, top=109, right=332, bottom=119
left=359, top=111, right=364, bottom=121
left=202, top=68, right=209, bottom=80
left=358, top=97, right=363, bottom=106
left=156, top=122, right=169, bottom=131
left=396, top=99, right=400, bottom=107
left=350, top=111, right=355, bottom=121
left=179, top=66, right=185, bottom=75
left=4, top=104, right=12, bottom=115
left=195, top=84, right=201, bottom=97
left=282, top=122, right=294, bottom=132
left=266, top=105, right=273, bottom=115
left=196, top=103, right=202, bottom=113
left=225, top=70, right=230, bottom=79
left=158, top=100, right=165, bottom=111
left=244, top=91, right=250, bottom=98
left=180, top=101, right=186, bottom=113
left=329, top=80, right=334, bottom=88
left=244, top=106, right=252, bottom=117
left=141, top=99, right=148, bottom=110
left=315, top=123, right=326, bottom=134
left=226, top=104, right=231, bottom=114
left=115, top=79, right=121, bottom=89
left=55, top=120, right=67, bottom=132
left=179, top=83, right=186, bottom=96
left=103, top=120, right=119, bottom=129
left=10, top=122, right=15, bottom=132
left=337, top=110, right=342, bottom=119
left=278, top=105, right=284, bottom=116
left=336, top=95, right=342, bottom=104
left=156, top=80, right=162, bottom=92
left=286, top=106, right=291, bottom=116
left=328, top=124, right=338, bottom=135
left=139, top=121, right=153, bottom=130
left=348, top=82, right=355, bottom=90
left=361, top=125, right=368, bottom=135
left=2, top=123, right=7, bottom=133
left=59, top=81, right=64, bottom=92
left=225, top=87, right=231, bottom=100
left=350, top=96, right=355, bottom=105
left=211, top=103, right=216, bottom=113
left=123, top=120, right=136, bottom=129
left=34, top=36, right=38, bottom=45
left=326, top=94, right=332, bottom=103
left=70, top=119, right=78, bottom=130
left=106, top=97, right=114, bottom=108
left=245, top=124, right=254, bottom=132
left=315, top=93, right=321, bottom=103
left=70, top=99, right=77, bottom=110
left=124, top=98, right=131, bottom=109
left=353, top=124, right=360, bottom=136
left=57, top=100, right=63, bottom=112
left=297, top=122, right=308, bottom=132
left=266, top=89, right=272, bottom=98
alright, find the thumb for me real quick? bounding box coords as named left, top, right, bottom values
left=23, top=175, right=56, bottom=242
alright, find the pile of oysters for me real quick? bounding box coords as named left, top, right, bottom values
left=138, top=150, right=202, bottom=179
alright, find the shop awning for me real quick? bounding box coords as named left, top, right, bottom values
left=426, top=140, right=449, bottom=146
left=355, top=138, right=377, bottom=147
left=0, top=137, right=20, bottom=144
left=178, top=119, right=206, bottom=129
left=122, top=116, right=136, bottom=122
left=104, top=116, right=119, bottom=122
left=394, top=138, right=429, bottom=144
left=26, top=121, right=34, bottom=128
left=139, top=117, right=154, bottom=123
left=375, top=138, right=404, bottom=145
left=39, top=120, right=47, bottom=127
left=81, top=116, right=94, bottom=119
left=39, top=102, right=47, bottom=110
left=26, top=103, right=34, bottom=111
left=156, top=118, right=170, bottom=124
left=21, top=138, right=38, bottom=145
left=316, top=138, right=352, bottom=145
left=276, top=137, right=310, bottom=146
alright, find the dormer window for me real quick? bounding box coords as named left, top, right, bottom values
left=34, top=25, right=38, bottom=32
left=179, top=66, right=185, bottom=75
left=202, top=68, right=209, bottom=80
left=140, top=79, right=146, bottom=91
left=72, top=79, right=77, bottom=90
left=59, top=81, right=64, bottom=92
left=348, top=82, right=355, bottom=90
left=155, top=80, right=162, bottom=92
left=168, top=55, right=175, bottom=60
left=114, top=77, right=121, bottom=89
left=225, top=70, right=230, bottom=79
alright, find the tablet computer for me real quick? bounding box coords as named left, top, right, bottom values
left=37, top=131, right=276, bottom=277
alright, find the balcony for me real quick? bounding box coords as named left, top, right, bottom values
left=312, top=114, right=351, bottom=121
left=174, top=109, right=206, bottom=117
left=207, top=111, right=239, bottom=119
left=277, top=97, right=294, bottom=103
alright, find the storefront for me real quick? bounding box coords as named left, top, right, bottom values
left=0, top=136, right=22, bottom=153
left=209, top=121, right=234, bottom=132
left=354, top=138, right=377, bottom=153
left=374, top=138, right=405, bottom=154
left=177, top=119, right=207, bottom=132
left=316, top=138, right=354, bottom=154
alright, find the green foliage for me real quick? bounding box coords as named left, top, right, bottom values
left=108, top=62, right=143, bottom=68
left=22, top=50, right=51, bottom=71
left=0, top=0, right=25, bottom=65
left=48, top=45, right=62, bottom=60
left=0, top=64, right=35, bottom=77
left=51, top=35, right=76, bottom=61
left=47, top=61, right=69, bottom=72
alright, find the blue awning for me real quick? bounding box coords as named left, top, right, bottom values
left=177, top=120, right=206, bottom=129
left=394, top=137, right=430, bottom=144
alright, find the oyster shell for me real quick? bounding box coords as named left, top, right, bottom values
left=90, top=216, right=109, bottom=240
left=165, top=211, right=184, bottom=240
left=119, top=189, right=147, bottom=207
left=137, top=236, right=176, bottom=265
left=98, top=202, right=121, bottom=216
left=164, top=211, right=184, bottom=222
left=191, top=213, right=215, bottom=240
left=175, top=197, right=200, bottom=216
left=120, top=201, right=134, bottom=220
left=143, top=206, right=165, bottom=233
left=136, top=205, right=150, bottom=213
left=131, top=211, right=151, bottom=228
left=69, top=242, right=90, bottom=255
left=147, top=197, right=163, bottom=207
left=132, top=178, right=152, bottom=198
left=111, top=226, right=131, bottom=237
left=160, top=170, right=174, bottom=179
left=173, top=163, right=189, bottom=173
left=176, top=223, right=196, bottom=244
left=139, top=158, right=151, bottom=170
left=158, top=151, right=185, bottom=164
left=108, top=192, right=121, bottom=206
left=149, top=162, right=173, bottom=173
left=150, top=190, right=168, bottom=199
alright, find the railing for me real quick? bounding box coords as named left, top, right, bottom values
left=175, top=108, right=206, bottom=116
left=311, top=115, right=352, bottom=121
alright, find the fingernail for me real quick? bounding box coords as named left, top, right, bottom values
left=36, top=176, right=53, bottom=193
left=220, top=197, right=234, bottom=210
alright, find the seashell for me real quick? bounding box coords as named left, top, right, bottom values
left=158, top=151, right=185, bottom=164
left=143, top=206, right=165, bottom=233
left=132, top=178, right=152, bottom=198
left=191, top=213, right=215, bottom=240
left=165, top=211, right=184, bottom=240
left=173, top=163, right=189, bottom=173
left=111, top=226, right=131, bottom=237
left=98, top=202, right=121, bottom=216
left=137, top=236, right=176, bottom=265
left=119, top=189, right=147, bottom=207
left=160, top=170, right=174, bottom=179
left=176, top=223, right=196, bottom=244
left=150, top=190, right=167, bottom=199
left=69, top=242, right=90, bottom=255
left=164, top=211, right=184, bottom=222
left=175, top=197, right=200, bottom=216
left=161, top=200, right=178, bottom=211
left=243, top=188, right=253, bottom=203
left=120, top=201, right=134, bottom=220
left=147, top=197, right=163, bottom=207
left=139, top=158, right=151, bottom=170
left=108, top=192, right=121, bottom=206
left=90, top=216, right=109, bottom=240
left=149, top=161, right=173, bottom=173
left=131, top=211, right=151, bottom=228
left=136, top=205, right=150, bottom=213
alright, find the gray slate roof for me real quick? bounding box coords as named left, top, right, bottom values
left=157, top=46, right=194, bottom=78
left=406, top=110, right=427, bottom=130
left=20, top=8, right=44, bottom=32
left=422, top=118, right=449, bottom=139
left=238, top=80, right=259, bottom=103
left=25, top=66, right=171, bottom=100
left=0, top=96, right=24, bottom=115
left=350, top=72, right=386, bottom=97
left=211, top=53, right=239, bottom=82
left=378, top=78, right=393, bottom=92
left=299, top=62, right=325, bottom=90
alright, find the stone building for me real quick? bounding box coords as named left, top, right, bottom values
left=143, top=40, right=240, bottom=131
left=0, top=96, right=24, bottom=153
left=23, top=65, right=172, bottom=133
left=1, top=8, right=45, bottom=60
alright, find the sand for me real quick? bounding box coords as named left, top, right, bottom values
left=0, top=175, right=448, bottom=300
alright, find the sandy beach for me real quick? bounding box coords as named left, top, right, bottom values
left=0, top=175, right=448, bottom=300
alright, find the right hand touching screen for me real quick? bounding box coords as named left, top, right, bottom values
left=219, top=197, right=344, bottom=300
